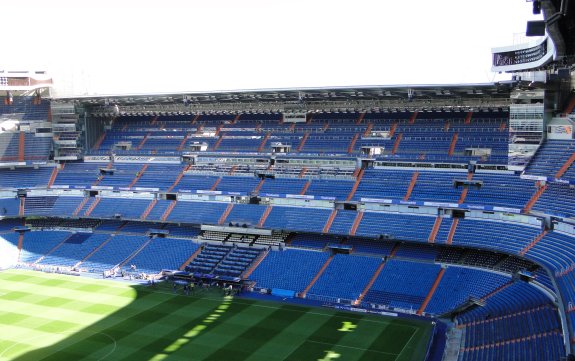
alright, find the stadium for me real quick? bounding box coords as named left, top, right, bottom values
left=1, top=1, right=575, bottom=360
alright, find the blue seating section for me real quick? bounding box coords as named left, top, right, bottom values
left=409, top=171, right=463, bottom=202
left=289, top=234, right=339, bottom=250
left=53, top=162, right=100, bottom=186
left=425, top=267, right=510, bottom=315
left=456, top=281, right=564, bottom=361
left=133, top=164, right=183, bottom=190
left=524, top=140, right=575, bottom=178
left=162, top=224, right=201, bottom=238
left=457, top=279, right=556, bottom=322
left=0, top=198, right=20, bottom=217
left=24, top=196, right=59, bottom=216
left=258, top=178, right=306, bottom=195
left=354, top=169, right=412, bottom=200
left=459, top=332, right=564, bottom=361
left=463, top=306, right=561, bottom=347
left=0, top=167, right=52, bottom=189
left=213, top=246, right=262, bottom=277
left=215, top=176, right=261, bottom=194
left=0, top=133, right=19, bottom=161
left=0, top=97, right=47, bottom=161
left=305, top=179, right=352, bottom=199
left=393, top=243, right=438, bottom=261
left=346, top=238, right=395, bottom=255
left=19, top=231, right=72, bottom=264
left=327, top=210, right=357, bottom=236
left=88, top=111, right=509, bottom=164
left=126, top=237, right=200, bottom=274
left=464, top=172, right=533, bottom=208
left=447, top=219, right=541, bottom=253
left=524, top=231, right=575, bottom=341
left=355, top=212, right=435, bottom=242
left=80, top=234, right=149, bottom=272
left=0, top=97, right=49, bottom=121
left=174, top=175, right=219, bottom=192
left=0, top=126, right=50, bottom=163
left=308, top=254, right=381, bottom=301
left=51, top=197, right=84, bottom=217
left=362, top=259, right=441, bottom=311
left=121, top=221, right=160, bottom=234
left=167, top=201, right=228, bottom=225
left=97, top=164, right=143, bottom=188
left=88, top=198, right=150, bottom=219
left=263, top=206, right=331, bottom=233
left=142, top=199, right=170, bottom=221
left=23, top=134, right=51, bottom=161
left=39, top=233, right=109, bottom=268
left=223, top=203, right=264, bottom=226
left=0, top=219, right=22, bottom=232
left=185, top=244, right=232, bottom=274
left=249, top=249, right=330, bottom=292
left=10, top=166, right=544, bottom=219
left=533, top=183, right=575, bottom=218
left=96, top=220, right=125, bottom=232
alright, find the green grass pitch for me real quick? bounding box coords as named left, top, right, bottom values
left=0, top=270, right=433, bottom=361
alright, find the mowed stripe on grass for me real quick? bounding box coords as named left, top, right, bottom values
left=0, top=270, right=432, bottom=361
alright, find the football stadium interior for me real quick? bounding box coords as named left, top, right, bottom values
left=2, top=1, right=575, bottom=360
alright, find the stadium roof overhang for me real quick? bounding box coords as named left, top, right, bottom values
left=53, top=83, right=512, bottom=106
left=544, top=0, right=575, bottom=62
left=52, top=83, right=514, bottom=115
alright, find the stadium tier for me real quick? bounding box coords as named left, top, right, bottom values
left=87, top=110, right=509, bottom=164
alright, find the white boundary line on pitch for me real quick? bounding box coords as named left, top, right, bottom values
left=307, top=340, right=400, bottom=356
left=395, top=327, right=418, bottom=361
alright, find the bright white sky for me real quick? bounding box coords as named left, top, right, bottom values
left=4, top=0, right=543, bottom=96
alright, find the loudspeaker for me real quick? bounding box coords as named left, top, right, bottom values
left=532, top=0, right=541, bottom=14
left=526, top=21, right=546, bottom=36
left=558, top=68, right=570, bottom=79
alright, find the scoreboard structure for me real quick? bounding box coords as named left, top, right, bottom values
left=491, top=36, right=555, bottom=73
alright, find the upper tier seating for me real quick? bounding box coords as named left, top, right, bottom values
left=0, top=98, right=51, bottom=163
left=524, top=140, right=575, bottom=178
left=0, top=133, right=19, bottom=161
left=0, top=97, right=50, bottom=121
left=90, top=110, right=509, bottom=164
left=0, top=167, right=53, bottom=189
